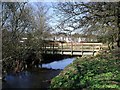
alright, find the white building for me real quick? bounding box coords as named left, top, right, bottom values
left=45, top=33, right=98, bottom=43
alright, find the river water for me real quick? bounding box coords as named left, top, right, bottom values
left=2, top=57, right=75, bottom=89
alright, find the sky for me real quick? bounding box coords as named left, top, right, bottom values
left=9, top=0, right=90, bottom=2
left=2, top=0, right=119, bottom=2
left=28, top=2, right=86, bottom=34
left=1, top=1, right=92, bottom=34
left=2, top=1, right=117, bottom=34
left=27, top=0, right=120, bottom=32
left=29, top=2, right=59, bottom=32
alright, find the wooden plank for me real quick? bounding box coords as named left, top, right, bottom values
left=42, top=42, right=103, bottom=56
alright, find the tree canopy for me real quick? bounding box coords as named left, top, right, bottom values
left=1, top=2, right=52, bottom=74
left=53, top=2, right=120, bottom=47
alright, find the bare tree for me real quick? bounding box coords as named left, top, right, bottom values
left=53, top=2, right=120, bottom=48
left=2, top=2, right=36, bottom=74
left=2, top=2, right=53, bottom=74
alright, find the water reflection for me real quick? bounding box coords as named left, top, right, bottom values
left=42, top=58, right=75, bottom=69
left=3, top=71, right=33, bottom=88
left=2, top=57, right=75, bottom=89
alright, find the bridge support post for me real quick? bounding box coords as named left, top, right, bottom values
left=92, top=44, right=94, bottom=56
left=93, top=51, right=95, bottom=56
left=82, top=51, right=83, bottom=56
left=71, top=42, right=73, bottom=56
left=62, top=51, right=63, bottom=55
left=44, top=44, right=46, bottom=54
left=61, top=42, right=63, bottom=55
left=82, top=44, right=83, bottom=56
left=53, top=43, right=54, bottom=54
left=71, top=51, right=73, bottom=56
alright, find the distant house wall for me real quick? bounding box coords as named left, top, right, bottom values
left=44, top=33, right=98, bottom=43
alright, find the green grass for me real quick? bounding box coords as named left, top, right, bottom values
left=50, top=50, right=120, bottom=89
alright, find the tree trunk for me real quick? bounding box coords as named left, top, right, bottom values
left=117, top=2, right=120, bottom=47
left=117, top=32, right=120, bottom=47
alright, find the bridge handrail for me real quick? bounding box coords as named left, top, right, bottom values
left=42, top=42, right=103, bottom=51
left=62, top=43, right=103, bottom=45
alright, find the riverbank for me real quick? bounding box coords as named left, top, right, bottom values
left=50, top=49, right=120, bottom=89
left=2, top=57, right=75, bottom=89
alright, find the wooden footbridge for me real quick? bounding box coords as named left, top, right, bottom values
left=42, top=41, right=103, bottom=56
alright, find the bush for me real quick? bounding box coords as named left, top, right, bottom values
left=50, top=51, right=120, bottom=89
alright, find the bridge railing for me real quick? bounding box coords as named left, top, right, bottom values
left=58, top=43, right=102, bottom=51
left=41, top=41, right=104, bottom=55
left=43, top=42, right=102, bottom=52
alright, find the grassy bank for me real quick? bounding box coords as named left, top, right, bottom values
left=50, top=49, right=120, bottom=89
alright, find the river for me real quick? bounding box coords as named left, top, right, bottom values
left=2, top=57, right=75, bottom=89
